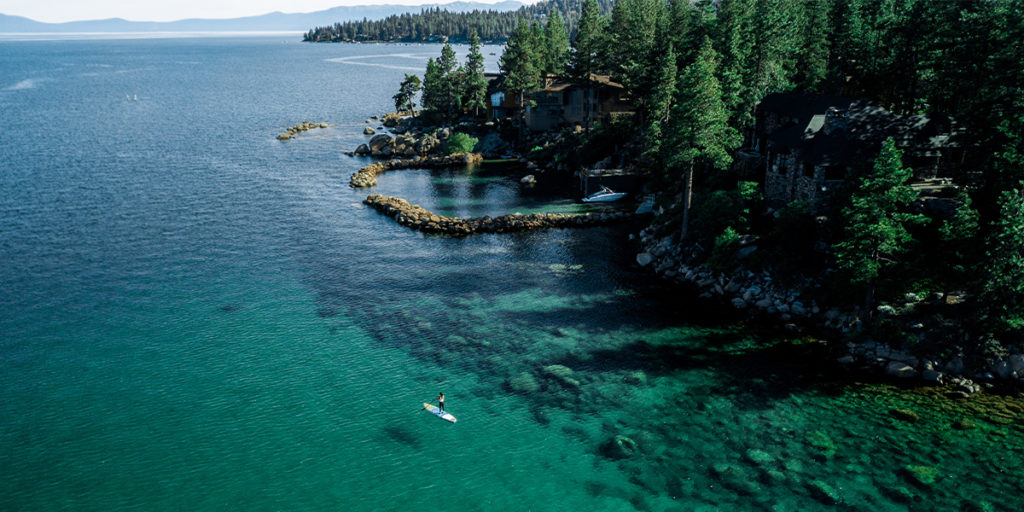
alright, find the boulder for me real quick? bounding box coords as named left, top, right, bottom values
left=636, top=253, right=653, bottom=266
left=541, top=364, right=580, bottom=387
left=992, top=360, right=1012, bottom=379
left=731, top=297, right=748, bottom=309
left=922, top=369, right=943, bottom=383
left=623, top=370, right=647, bottom=386
left=475, top=133, right=512, bottom=157
left=886, top=361, right=917, bottom=379
left=520, top=174, right=536, bottom=185
left=354, top=144, right=370, bottom=155
left=902, top=465, right=940, bottom=487
left=600, top=435, right=638, bottom=459
left=363, top=126, right=376, bottom=135
left=807, top=480, right=842, bottom=505
left=368, top=134, right=393, bottom=152
left=945, top=357, right=965, bottom=375
left=1009, top=354, right=1024, bottom=375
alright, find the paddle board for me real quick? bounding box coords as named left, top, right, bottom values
left=423, top=403, right=457, bottom=423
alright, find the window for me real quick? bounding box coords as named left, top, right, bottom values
left=802, top=162, right=815, bottom=177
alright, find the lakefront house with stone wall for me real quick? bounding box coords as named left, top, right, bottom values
left=747, top=92, right=963, bottom=209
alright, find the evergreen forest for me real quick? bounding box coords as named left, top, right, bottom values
left=303, top=0, right=613, bottom=42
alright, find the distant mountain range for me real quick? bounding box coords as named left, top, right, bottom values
left=0, top=1, right=524, bottom=33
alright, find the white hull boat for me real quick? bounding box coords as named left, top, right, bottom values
left=582, top=187, right=627, bottom=203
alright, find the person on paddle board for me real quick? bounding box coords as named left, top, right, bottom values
left=435, top=392, right=445, bottom=412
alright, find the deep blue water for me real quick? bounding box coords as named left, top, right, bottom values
left=1, top=35, right=1022, bottom=512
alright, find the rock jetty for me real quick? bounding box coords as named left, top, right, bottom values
left=363, top=194, right=637, bottom=236
left=277, top=121, right=329, bottom=140
left=350, top=153, right=483, bottom=188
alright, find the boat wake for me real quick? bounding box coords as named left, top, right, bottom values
left=325, top=53, right=433, bottom=72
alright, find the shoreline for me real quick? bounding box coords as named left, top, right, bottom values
left=344, top=111, right=1023, bottom=399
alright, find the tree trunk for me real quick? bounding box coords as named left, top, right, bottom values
left=518, top=90, right=526, bottom=148
left=681, top=162, right=694, bottom=241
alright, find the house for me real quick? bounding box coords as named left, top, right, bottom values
left=749, top=92, right=963, bottom=208
left=526, top=74, right=632, bottom=132
left=485, top=73, right=518, bottom=121
left=486, top=73, right=632, bottom=130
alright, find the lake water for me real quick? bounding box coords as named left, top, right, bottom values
left=1, top=35, right=1021, bottom=511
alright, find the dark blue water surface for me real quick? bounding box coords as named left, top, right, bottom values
left=1, top=36, right=1022, bottom=512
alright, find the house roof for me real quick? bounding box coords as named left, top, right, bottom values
left=538, top=73, right=625, bottom=93
left=759, top=93, right=963, bottom=166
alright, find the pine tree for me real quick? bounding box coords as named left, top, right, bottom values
left=570, top=0, right=607, bottom=80
left=939, top=192, right=981, bottom=290
left=393, top=73, right=422, bottom=115
left=542, top=11, right=569, bottom=75
left=714, top=0, right=755, bottom=128
left=464, top=30, right=488, bottom=118
left=421, top=58, right=443, bottom=113
left=663, top=37, right=741, bottom=241
left=796, top=0, right=831, bottom=91
left=607, top=0, right=666, bottom=129
left=834, top=138, right=926, bottom=313
left=644, top=31, right=676, bottom=157
left=980, top=184, right=1024, bottom=335
left=750, top=0, right=806, bottom=111
left=500, top=18, right=542, bottom=143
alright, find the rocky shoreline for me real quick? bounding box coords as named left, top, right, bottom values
left=350, top=153, right=483, bottom=188
left=364, top=194, right=640, bottom=235
left=277, top=121, right=329, bottom=140
left=635, top=226, right=1024, bottom=395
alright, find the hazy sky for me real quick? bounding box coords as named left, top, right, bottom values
left=1, top=0, right=536, bottom=23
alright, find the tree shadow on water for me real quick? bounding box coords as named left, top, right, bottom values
left=550, top=332, right=849, bottom=413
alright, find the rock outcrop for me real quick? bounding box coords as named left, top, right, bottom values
left=349, top=153, right=483, bottom=188
left=277, top=121, right=329, bottom=140
left=363, top=194, right=637, bottom=236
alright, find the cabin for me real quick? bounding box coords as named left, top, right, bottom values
left=486, top=73, right=632, bottom=130
left=745, top=92, right=963, bottom=208
left=526, top=74, right=632, bottom=131
left=485, top=73, right=518, bottom=121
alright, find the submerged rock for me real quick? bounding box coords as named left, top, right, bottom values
left=807, top=431, right=836, bottom=461
left=807, top=479, right=842, bottom=505
left=902, top=465, right=940, bottom=486
left=542, top=364, right=580, bottom=388
left=952, top=418, right=977, bottom=430
left=600, top=435, right=638, bottom=459
left=890, top=409, right=921, bottom=423
left=623, top=370, right=647, bottom=386
left=507, top=372, right=540, bottom=393
left=710, top=463, right=760, bottom=496
left=886, top=361, right=917, bottom=379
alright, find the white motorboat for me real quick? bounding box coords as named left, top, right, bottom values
left=582, top=186, right=627, bottom=203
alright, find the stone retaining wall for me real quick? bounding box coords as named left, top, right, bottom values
left=364, top=194, right=637, bottom=235
left=349, top=153, right=483, bottom=188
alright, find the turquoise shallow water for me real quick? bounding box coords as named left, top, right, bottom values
left=1, top=36, right=1022, bottom=511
